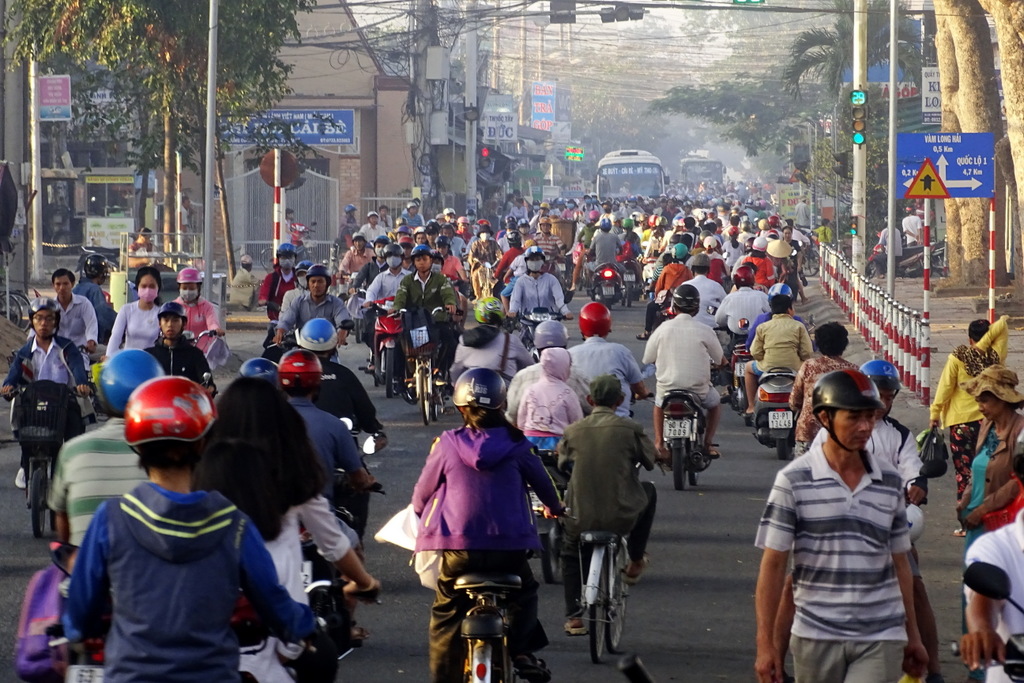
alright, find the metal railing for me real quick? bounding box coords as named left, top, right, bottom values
left=819, top=244, right=931, bottom=405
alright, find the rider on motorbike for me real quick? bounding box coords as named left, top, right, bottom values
left=174, top=267, right=226, bottom=355
left=587, top=218, right=621, bottom=280
left=641, top=285, right=726, bottom=461
left=680, top=253, right=727, bottom=329
left=508, top=246, right=572, bottom=320
left=145, top=302, right=215, bottom=394
left=570, top=302, right=649, bottom=417
left=393, top=244, right=459, bottom=377
left=715, top=265, right=770, bottom=335
left=468, top=222, right=502, bottom=299
left=74, top=255, right=116, bottom=345
left=743, top=290, right=813, bottom=418
left=257, top=243, right=299, bottom=323
left=451, top=297, right=533, bottom=382
left=275, top=264, right=352, bottom=347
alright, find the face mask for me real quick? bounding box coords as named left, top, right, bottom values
left=431, top=264, right=442, bottom=274
left=138, top=286, right=158, bottom=302
left=241, top=263, right=252, bottom=272
left=480, top=233, right=490, bottom=241
left=179, top=288, right=198, bottom=302
left=386, top=256, right=403, bottom=269
left=527, top=259, right=543, bottom=272
left=279, top=258, right=294, bottom=269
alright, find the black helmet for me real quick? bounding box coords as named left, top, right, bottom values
left=506, top=230, right=522, bottom=248
left=452, top=368, right=506, bottom=409
left=157, top=301, right=187, bottom=320
left=83, top=254, right=108, bottom=279
left=383, top=243, right=403, bottom=259
left=672, top=284, right=701, bottom=312
left=29, top=297, right=61, bottom=329
left=812, top=369, right=884, bottom=413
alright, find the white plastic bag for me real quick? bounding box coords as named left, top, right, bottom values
left=373, top=504, right=419, bottom=551
left=414, top=550, right=442, bottom=589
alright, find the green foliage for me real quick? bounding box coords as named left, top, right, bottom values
left=648, top=78, right=822, bottom=157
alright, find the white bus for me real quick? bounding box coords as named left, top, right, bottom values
left=596, top=150, right=666, bottom=199
left=679, top=156, right=725, bottom=186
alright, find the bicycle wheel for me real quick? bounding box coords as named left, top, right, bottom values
left=0, top=294, right=21, bottom=329
left=539, top=523, right=562, bottom=585
left=418, top=361, right=430, bottom=426
left=383, top=347, right=395, bottom=399
left=260, top=247, right=273, bottom=272
left=29, top=465, right=47, bottom=539
left=588, top=549, right=609, bottom=663
left=605, top=543, right=628, bottom=654
left=11, top=291, right=31, bottom=330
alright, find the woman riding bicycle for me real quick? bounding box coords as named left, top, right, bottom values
left=411, top=368, right=563, bottom=683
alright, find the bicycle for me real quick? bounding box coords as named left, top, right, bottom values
left=0, top=289, right=36, bottom=330
left=579, top=531, right=629, bottom=663
left=455, top=572, right=521, bottom=683
left=401, top=306, right=448, bottom=426
left=259, top=222, right=318, bottom=271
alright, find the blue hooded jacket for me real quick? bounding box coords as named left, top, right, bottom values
left=412, top=426, right=561, bottom=552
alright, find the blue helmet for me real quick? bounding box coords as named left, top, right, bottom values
left=295, top=260, right=314, bottom=272
left=598, top=218, right=613, bottom=231
left=305, top=264, right=330, bottom=282
left=297, top=318, right=338, bottom=352
left=157, top=301, right=187, bottom=319
left=411, top=244, right=433, bottom=259
left=524, top=245, right=546, bottom=260
left=452, top=368, right=506, bottom=409
left=277, top=243, right=297, bottom=256
left=98, top=350, right=165, bottom=416
left=767, top=283, right=792, bottom=301
left=860, top=359, right=901, bottom=392
left=345, top=203, right=357, bottom=213
left=240, top=357, right=279, bottom=384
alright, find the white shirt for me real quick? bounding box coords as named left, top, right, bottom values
left=31, top=338, right=71, bottom=384
left=794, top=201, right=811, bottom=228
left=715, top=287, right=770, bottom=335
left=964, top=512, right=1024, bottom=683
left=723, top=239, right=746, bottom=269
left=568, top=336, right=643, bottom=418
left=108, top=302, right=160, bottom=355
left=902, top=214, right=922, bottom=244
left=642, top=313, right=723, bottom=404
left=811, top=416, right=924, bottom=490
left=680, top=274, right=727, bottom=328
left=364, top=268, right=411, bottom=303
left=31, top=295, right=98, bottom=350
left=359, top=222, right=387, bottom=242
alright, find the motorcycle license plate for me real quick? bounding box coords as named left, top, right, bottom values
left=66, top=667, right=104, bottom=683
left=623, top=273, right=636, bottom=282
left=768, top=411, right=793, bottom=429
left=664, top=419, right=692, bottom=439
left=529, top=490, right=543, bottom=511
left=602, top=286, right=615, bottom=297
left=735, top=362, right=746, bottom=379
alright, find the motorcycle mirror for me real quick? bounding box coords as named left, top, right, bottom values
left=202, top=372, right=212, bottom=385
left=362, top=436, right=376, bottom=455
left=339, top=417, right=354, bottom=431
left=964, top=561, right=1011, bottom=601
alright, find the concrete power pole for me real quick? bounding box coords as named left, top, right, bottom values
left=851, top=0, right=868, bottom=272
left=465, top=1, right=478, bottom=215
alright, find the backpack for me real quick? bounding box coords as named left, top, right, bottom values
left=15, top=564, right=68, bottom=682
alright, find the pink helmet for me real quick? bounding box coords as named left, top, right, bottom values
left=176, top=267, right=202, bottom=284
left=587, top=210, right=600, bottom=222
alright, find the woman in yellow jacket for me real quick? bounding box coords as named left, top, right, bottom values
left=929, top=315, right=1008, bottom=534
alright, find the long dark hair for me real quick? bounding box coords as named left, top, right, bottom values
left=210, top=377, right=326, bottom=509
left=459, top=404, right=525, bottom=442
left=193, top=439, right=283, bottom=541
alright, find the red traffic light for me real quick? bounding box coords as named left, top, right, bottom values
left=480, top=147, right=491, bottom=158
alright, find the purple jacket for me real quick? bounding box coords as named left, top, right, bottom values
left=411, top=426, right=562, bottom=552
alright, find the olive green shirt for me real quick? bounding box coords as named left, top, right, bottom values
left=393, top=271, right=457, bottom=322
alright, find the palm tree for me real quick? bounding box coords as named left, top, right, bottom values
left=783, top=0, right=922, bottom=98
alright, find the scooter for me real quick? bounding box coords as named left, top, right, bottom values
left=962, top=562, right=1024, bottom=681
left=590, top=262, right=623, bottom=308
left=661, top=390, right=711, bottom=491
left=517, top=307, right=564, bottom=362
left=865, top=241, right=949, bottom=279
left=369, top=298, right=403, bottom=399
left=752, top=367, right=796, bottom=461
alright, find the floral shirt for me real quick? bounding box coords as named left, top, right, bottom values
left=790, top=355, right=858, bottom=443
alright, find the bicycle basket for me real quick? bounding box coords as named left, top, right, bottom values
left=16, top=381, right=71, bottom=442
left=401, top=308, right=437, bottom=355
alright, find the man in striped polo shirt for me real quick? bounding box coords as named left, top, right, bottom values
left=49, top=350, right=164, bottom=545
left=754, top=369, right=928, bottom=683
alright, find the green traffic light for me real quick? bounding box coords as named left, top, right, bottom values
left=852, top=132, right=866, bottom=145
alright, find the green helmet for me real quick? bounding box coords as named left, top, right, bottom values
left=622, top=218, right=635, bottom=230
left=474, top=297, right=505, bottom=325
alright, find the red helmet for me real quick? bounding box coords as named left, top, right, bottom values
left=647, top=214, right=659, bottom=228
left=767, top=215, right=781, bottom=228
left=124, top=377, right=216, bottom=448
left=278, top=349, right=323, bottom=393
left=733, top=265, right=756, bottom=289
left=579, top=301, right=612, bottom=338
left=476, top=219, right=491, bottom=229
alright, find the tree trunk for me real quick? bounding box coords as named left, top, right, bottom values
left=162, top=109, right=175, bottom=239
left=981, top=0, right=1024, bottom=282
left=933, top=0, right=1003, bottom=286
left=216, top=151, right=236, bottom=280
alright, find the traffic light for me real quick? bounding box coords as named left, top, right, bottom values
left=832, top=151, right=849, bottom=178
left=851, top=89, right=868, bottom=146
left=480, top=146, right=492, bottom=159
left=550, top=0, right=576, bottom=23
left=849, top=219, right=858, bottom=236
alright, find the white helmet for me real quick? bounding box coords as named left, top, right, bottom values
left=906, top=504, right=925, bottom=543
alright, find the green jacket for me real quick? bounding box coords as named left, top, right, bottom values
left=558, top=407, right=656, bottom=536
left=393, top=271, right=457, bottom=322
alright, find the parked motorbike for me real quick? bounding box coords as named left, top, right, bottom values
left=752, top=367, right=796, bottom=461
left=661, top=390, right=712, bottom=491
left=866, top=241, right=949, bottom=279
left=590, top=262, right=623, bottom=308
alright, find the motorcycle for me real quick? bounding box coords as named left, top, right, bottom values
left=661, top=390, right=712, bottom=491
left=619, top=258, right=642, bottom=308
left=516, top=307, right=564, bottom=362
left=728, top=331, right=753, bottom=414
left=590, top=262, right=623, bottom=308
left=369, top=298, right=403, bottom=399
left=962, top=562, right=1024, bottom=681
left=865, top=240, right=949, bottom=279
left=752, top=367, right=796, bottom=461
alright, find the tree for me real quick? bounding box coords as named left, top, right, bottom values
left=7, top=0, right=313, bottom=236
left=782, top=0, right=922, bottom=99
left=649, top=78, right=821, bottom=157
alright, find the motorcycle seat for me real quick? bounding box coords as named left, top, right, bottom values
left=757, top=367, right=796, bottom=385
left=455, top=573, right=523, bottom=592
left=580, top=530, right=620, bottom=545
left=661, top=389, right=703, bottom=409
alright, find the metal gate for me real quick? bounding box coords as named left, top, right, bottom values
left=226, top=168, right=339, bottom=266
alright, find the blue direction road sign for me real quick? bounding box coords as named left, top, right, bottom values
left=896, top=132, right=994, bottom=198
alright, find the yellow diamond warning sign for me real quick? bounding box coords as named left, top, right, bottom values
left=904, top=158, right=951, bottom=199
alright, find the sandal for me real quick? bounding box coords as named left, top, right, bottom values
left=635, top=332, right=650, bottom=340
left=953, top=527, right=966, bottom=538
left=623, top=556, right=649, bottom=585
left=705, top=448, right=721, bottom=460
left=513, top=654, right=552, bottom=683
left=350, top=625, right=370, bottom=642
left=563, top=618, right=588, bottom=636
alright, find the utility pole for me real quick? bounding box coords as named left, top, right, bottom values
left=851, top=0, right=868, bottom=272
left=465, top=0, right=478, bottom=215
left=885, top=0, right=898, bottom=295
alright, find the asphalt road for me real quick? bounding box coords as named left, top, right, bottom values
left=0, top=299, right=971, bottom=682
